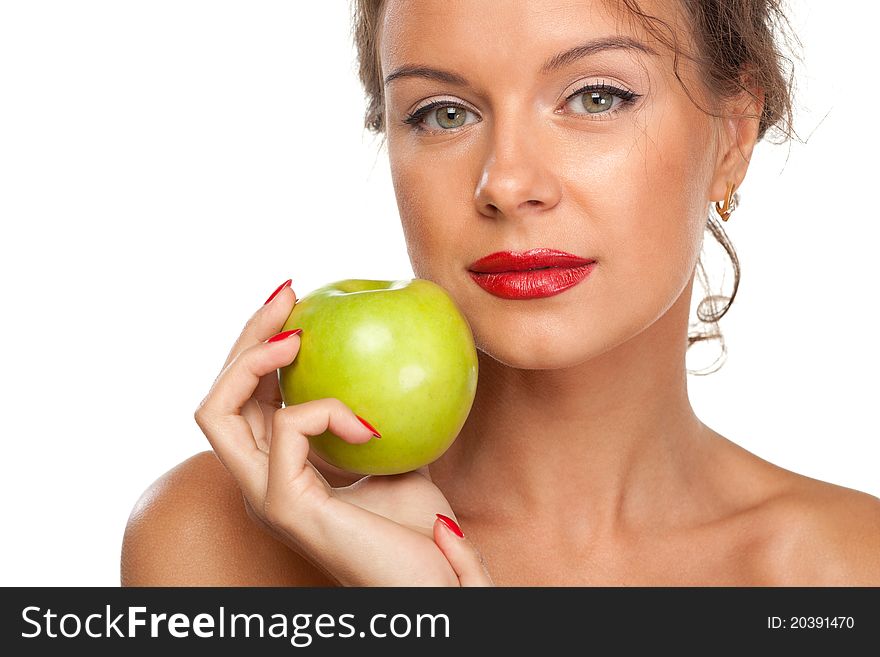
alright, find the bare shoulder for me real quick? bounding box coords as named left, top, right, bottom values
left=755, top=471, right=880, bottom=585
left=121, top=450, right=335, bottom=586
left=697, top=430, right=880, bottom=584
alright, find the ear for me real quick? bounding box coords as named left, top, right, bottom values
left=708, top=77, right=765, bottom=203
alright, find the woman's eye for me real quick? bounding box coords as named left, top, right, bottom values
left=563, top=84, right=640, bottom=119
left=403, top=103, right=478, bottom=133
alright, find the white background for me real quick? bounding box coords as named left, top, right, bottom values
left=0, top=1, right=876, bottom=586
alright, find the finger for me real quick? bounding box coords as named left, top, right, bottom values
left=201, top=329, right=302, bottom=420
left=434, top=514, right=494, bottom=586
left=242, top=397, right=271, bottom=452
left=195, top=330, right=302, bottom=496
left=221, top=279, right=297, bottom=372
left=268, top=398, right=380, bottom=496
left=264, top=398, right=382, bottom=531
left=198, top=414, right=269, bottom=506
left=246, top=282, right=298, bottom=409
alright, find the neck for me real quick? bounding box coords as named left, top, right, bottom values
left=430, top=274, right=714, bottom=539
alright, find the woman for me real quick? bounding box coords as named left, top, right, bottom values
left=121, top=0, right=880, bottom=586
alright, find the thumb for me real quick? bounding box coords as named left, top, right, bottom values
left=433, top=514, right=494, bottom=587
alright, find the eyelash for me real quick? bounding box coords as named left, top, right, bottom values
left=402, top=81, right=642, bottom=134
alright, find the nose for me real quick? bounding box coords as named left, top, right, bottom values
left=473, top=117, right=562, bottom=220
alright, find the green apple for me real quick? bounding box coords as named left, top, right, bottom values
left=278, top=278, right=478, bottom=475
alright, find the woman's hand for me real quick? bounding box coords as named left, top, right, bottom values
left=193, top=279, right=493, bottom=586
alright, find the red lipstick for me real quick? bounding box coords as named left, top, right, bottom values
left=468, top=248, right=597, bottom=300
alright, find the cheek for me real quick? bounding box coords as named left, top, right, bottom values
left=389, top=151, right=492, bottom=345
left=389, top=158, right=432, bottom=276
left=389, top=149, right=472, bottom=281
left=580, top=114, right=711, bottom=309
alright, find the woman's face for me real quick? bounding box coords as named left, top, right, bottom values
left=380, top=0, right=729, bottom=369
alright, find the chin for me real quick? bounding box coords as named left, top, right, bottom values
left=474, top=329, right=608, bottom=371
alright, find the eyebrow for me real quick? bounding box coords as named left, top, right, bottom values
left=383, top=35, right=659, bottom=87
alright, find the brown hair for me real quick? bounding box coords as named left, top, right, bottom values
left=349, top=0, right=802, bottom=374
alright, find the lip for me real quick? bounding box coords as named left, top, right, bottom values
left=468, top=248, right=597, bottom=300
left=468, top=248, right=596, bottom=273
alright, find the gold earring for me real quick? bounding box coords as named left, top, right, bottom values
left=715, top=181, right=737, bottom=222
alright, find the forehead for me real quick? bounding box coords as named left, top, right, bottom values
left=379, top=0, right=685, bottom=77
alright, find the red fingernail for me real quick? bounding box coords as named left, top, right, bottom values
left=436, top=513, right=464, bottom=538
left=355, top=414, right=381, bottom=438
left=265, top=328, right=302, bottom=343
left=263, top=279, right=292, bottom=305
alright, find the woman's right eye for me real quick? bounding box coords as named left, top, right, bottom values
left=403, top=102, right=480, bottom=133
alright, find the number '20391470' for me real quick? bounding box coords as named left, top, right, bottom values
left=767, top=616, right=855, bottom=629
